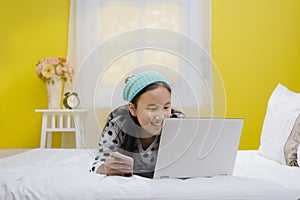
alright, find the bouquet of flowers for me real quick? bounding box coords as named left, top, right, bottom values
left=36, top=57, right=74, bottom=84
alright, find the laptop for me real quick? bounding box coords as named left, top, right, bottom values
left=153, top=118, right=244, bottom=179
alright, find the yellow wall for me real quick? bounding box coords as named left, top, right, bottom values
left=0, top=0, right=70, bottom=148
left=0, top=0, right=299, bottom=149
left=212, top=0, right=300, bottom=149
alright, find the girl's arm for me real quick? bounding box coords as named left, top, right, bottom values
left=96, top=152, right=133, bottom=176
left=90, top=112, right=122, bottom=173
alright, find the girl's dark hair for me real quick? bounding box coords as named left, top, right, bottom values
left=130, top=81, right=171, bottom=107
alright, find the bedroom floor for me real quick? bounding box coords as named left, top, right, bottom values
left=0, top=149, right=31, bottom=158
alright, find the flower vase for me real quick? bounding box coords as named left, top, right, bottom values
left=46, top=76, right=64, bottom=109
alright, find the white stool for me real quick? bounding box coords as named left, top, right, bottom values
left=35, top=109, right=87, bottom=149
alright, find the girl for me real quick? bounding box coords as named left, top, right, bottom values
left=90, top=71, right=184, bottom=178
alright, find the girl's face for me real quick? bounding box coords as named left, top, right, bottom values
left=129, top=86, right=171, bottom=136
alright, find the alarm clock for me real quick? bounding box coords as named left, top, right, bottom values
left=63, top=92, right=80, bottom=109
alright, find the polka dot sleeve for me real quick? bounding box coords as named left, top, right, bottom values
left=89, top=112, right=123, bottom=173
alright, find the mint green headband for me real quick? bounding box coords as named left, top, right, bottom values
left=123, top=71, right=169, bottom=102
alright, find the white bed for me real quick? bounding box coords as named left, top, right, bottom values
left=0, top=148, right=299, bottom=200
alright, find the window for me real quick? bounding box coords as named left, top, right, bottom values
left=68, top=0, right=212, bottom=147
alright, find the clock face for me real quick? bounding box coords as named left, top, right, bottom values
left=67, top=95, right=79, bottom=108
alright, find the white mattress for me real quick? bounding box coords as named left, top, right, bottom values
left=0, top=149, right=298, bottom=200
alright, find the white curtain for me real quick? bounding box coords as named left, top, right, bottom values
left=67, top=0, right=212, bottom=148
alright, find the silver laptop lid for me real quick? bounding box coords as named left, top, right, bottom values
left=153, top=118, right=244, bottom=179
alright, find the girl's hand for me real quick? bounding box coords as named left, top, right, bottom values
left=102, top=152, right=133, bottom=176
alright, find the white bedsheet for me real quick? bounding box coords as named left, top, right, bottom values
left=0, top=149, right=298, bottom=200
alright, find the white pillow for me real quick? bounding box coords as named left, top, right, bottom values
left=258, top=83, right=300, bottom=164
left=298, top=144, right=300, bottom=166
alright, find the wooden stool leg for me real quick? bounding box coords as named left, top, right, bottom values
left=47, top=132, right=52, bottom=148
left=73, top=114, right=81, bottom=149
left=40, top=114, right=48, bottom=148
